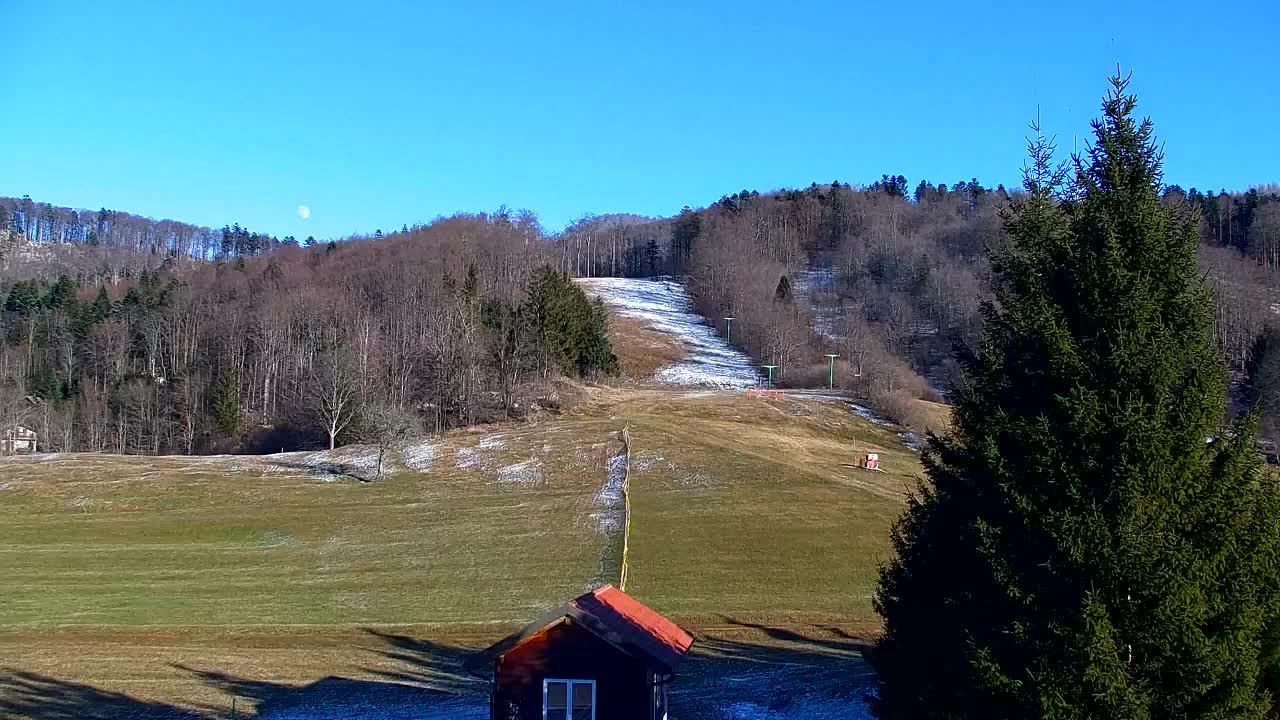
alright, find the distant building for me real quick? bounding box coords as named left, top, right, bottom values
left=2, top=425, right=37, bottom=454
left=466, top=584, right=694, bottom=720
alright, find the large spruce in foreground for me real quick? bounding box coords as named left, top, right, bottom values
left=871, top=76, right=1280, bottom=719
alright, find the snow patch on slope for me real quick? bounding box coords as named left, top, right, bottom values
left=403, top=441, right=437, bottom=471
left=592, top=451, right=628, bottom=533
left=454, top=447, right=484, bottom=470
left=849, top=404, right=923, bottom=453
left=577, top=277, right=760, bottom=388
left=497, top=459, right=543, bottom=485
left=849, top=404, right=892, bottom=427
left=305, top=447, right=387, bottom=479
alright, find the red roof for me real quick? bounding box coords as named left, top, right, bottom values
left=583, top=579, right=696, bottom=661
left=466, top=584, right=695, bottom=675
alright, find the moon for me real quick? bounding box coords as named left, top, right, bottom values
left=297, top=205, right=311, bottom=220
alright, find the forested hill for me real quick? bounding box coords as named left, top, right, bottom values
left=557, top=179, right=1280, bottom=429
left=0, top=195, right=304, bottom=260
left=0, top=211, right=616, bottom=455
left=3, top=179, right=1280, bottom=455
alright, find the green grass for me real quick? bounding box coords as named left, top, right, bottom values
left=0, top=387, right=920, bottom=717
left=0, top=420, right=626, bottom=627
left=606, top=391, right=916, bottom=625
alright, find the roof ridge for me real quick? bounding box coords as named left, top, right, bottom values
left=466, top=585, right=693, bottom=678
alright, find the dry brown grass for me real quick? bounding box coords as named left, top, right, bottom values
left=606, top=315, right=690, bottom=381
left=911, top=399, right=954, bottom=435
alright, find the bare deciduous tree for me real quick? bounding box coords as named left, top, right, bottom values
left=0, top=376, right=34, bottom=455
left=306, top=350, right=359, bottom=452
left=362, top=403, right=422, bottom=480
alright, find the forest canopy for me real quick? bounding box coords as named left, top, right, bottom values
left=0, top=210, right=614, bottom=454
left=3, top=177, right=1278, bottom=454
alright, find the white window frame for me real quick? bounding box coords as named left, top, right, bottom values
left=542, top=678, right=596, bottom=720
left=653, top=681, right=668, bottom=720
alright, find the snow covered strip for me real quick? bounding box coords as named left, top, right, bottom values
left=576, top=277, right=761, bottom=388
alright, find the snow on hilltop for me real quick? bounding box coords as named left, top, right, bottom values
left=577, top=277, right=760, bottom=389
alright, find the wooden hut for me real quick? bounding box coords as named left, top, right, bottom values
left=465, top=584, right=694, bottom=720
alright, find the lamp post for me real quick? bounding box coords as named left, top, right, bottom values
left=763, top=365, right=778, bottom=389
left=825, top=353, right=839, bottom=390
left=723, top=316, right=735, bottom=343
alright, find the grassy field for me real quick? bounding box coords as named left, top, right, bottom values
left=0, top=387, right=917, bottom=718
left=912, top=399, right=953, bottom=434
left=600, top=389, right=916, bottom=624
left=1, top=420, right=626, bottom=627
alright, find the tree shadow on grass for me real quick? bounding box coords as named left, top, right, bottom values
left=174, top=628, right=486, bottom=718
left=0, top=624, right=874, bottom=719
left=712, top=615, right=876, bottom=655
left=0, top=629, right=487, bottom=720
left=177, top=671, right=485, bottom=719
left=356, top=628, right=487, bottom=692
left=674, top=618, right=876, bottom=719
left=0, top=668, right=211, bottom=719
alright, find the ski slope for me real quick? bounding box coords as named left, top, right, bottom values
left=577, top=277, right=760, bottom=388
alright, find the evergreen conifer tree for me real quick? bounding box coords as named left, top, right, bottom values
left=90, top=287, right=112, bottom=321
left=775, top=275, right=793, bottom=303
left=523, top=266, right=617, bottom=380
left=211, top=369, right=241, bottom=440
left=5, top=280, right=40, bottom=315
left=871, top=76, right=1280, bottom=719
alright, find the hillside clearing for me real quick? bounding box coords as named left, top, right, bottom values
left=578, top=277, right=760, bottom=388
left=606, top=314, right=692, bottom=379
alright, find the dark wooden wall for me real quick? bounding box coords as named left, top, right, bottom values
left=493, top=618, right=655, bottom=720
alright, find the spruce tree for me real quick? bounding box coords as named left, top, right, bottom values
left=523, top=266, right=617, bottom=379
left=90, top=287, right=112, bottom=322
left=212, top=370, right=241, bottom=440
left=871, top=76, right=1280, bottom=719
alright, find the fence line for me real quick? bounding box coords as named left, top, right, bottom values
left=618, top=424, right=633, bottom=592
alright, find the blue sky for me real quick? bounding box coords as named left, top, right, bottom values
left=3, top=1, right=1277, bottom=239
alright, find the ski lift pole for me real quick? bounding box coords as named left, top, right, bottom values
left=763, top=365, right=777, bottom=389
left=723, top=316, right=734, bottom=343
left=825, top=354, right=839, bottom=389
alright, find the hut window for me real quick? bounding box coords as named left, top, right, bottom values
left=543, top=678, right=595, bottom=720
